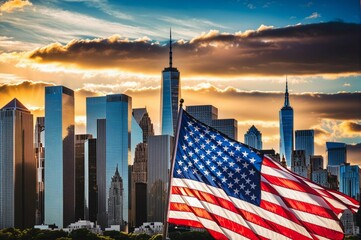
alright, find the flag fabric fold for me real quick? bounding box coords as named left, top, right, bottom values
left=167, top=110, right=359, bottom=240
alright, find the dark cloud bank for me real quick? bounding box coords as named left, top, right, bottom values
left=28, top=22, right=361, bottom=76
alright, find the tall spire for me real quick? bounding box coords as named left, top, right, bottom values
left=284, top=75, right=290, bottom=107
left=169, top=28, right=172, bottom=68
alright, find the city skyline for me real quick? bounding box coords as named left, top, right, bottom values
left=0, top=0, right=360, bottom=164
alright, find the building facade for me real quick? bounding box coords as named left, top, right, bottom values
left=185, top=105, right=238, bottom=140
left=86, top=96, right=106, bottom=138
left=108, top=166, right=124, bottom=226
left=310, top=155, right=323, bottom=172
left=0, top=98, right=36, bottom=228
left=84, top=138, right=97, bottom=223
left=244, top=125, right=262, bottom=150
left=147, top=135, right=173, bottom=222
left=133, top=108, right=155, bottom=143
left=295, top=130, right=314, bottom=166
left=291, top=150, right=309, bottom=179
left=279, top=80, right=294, bottom=167
left=160, top=30, right=180, bottom=136
left=44, top=86, right=75, bottom=228
left=340, top=164, right=360, bottom=200
left=327, top=142, right=347, bottom=166
left=35, top=116, right=45, bottom=225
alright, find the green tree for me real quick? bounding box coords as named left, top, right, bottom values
left=148, top=234, right=162, bottom=240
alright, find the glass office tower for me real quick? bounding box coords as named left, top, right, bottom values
left=340, top=164, right=360, bottom=200
left=244, top=125, right=262, bottom=150
left=0, top=98, right=36, bottom=229
left=45, top=86, right=75, bottom=228
left=161, top=30, right=180, bottom=136
left=327, top=142, right=347, bottom=166
left=295, top=130, right=314, bottom=166
left=86, top=96, right=106, bottom=138
left=147, top=135, right=174, bottom=222
left=105, top=94, right=132, bottom=224
left=35, top=116, right=45, bottom=225
left=279, top=80, right=294, bottom=167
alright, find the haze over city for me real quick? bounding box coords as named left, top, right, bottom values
left=0, top=0, right=360, bottom=163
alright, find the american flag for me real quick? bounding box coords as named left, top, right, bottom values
left=167, top=109, right=360, bottom=240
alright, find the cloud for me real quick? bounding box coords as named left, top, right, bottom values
left=0, top=0, right=32, bottom=14
left=25, top=22, right=361, bottom=77
left=306, top=12, right=321, bottom=19
left=347, top=144, right=361, bottom=165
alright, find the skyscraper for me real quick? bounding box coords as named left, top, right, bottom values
left=295, top=130, right=314, bottom=166
left=185, top=105, right=238, bottom=140
left=44, top=86, right=75, bottom=228
left=86, top=96, right=106, bottom=138
left=133, top=108, right=155, bottom=143
left=108, top=166, right=124, bottom=226
left=105, top=94, right=132, bottom=225
left=327, top=142, right=347, bottom=166
left=84, top=138, right=97, bottom=223
left=244, top=125, right=262, bottom=150
left=291, top=150, right=309, bottom=179
left=96, top=119, right=107, bottom=228
left=160, top=30, right=180, bottom=136
left=147, top=135, right=174, bottom=222
left=0, top=98, right=36, bottom=229
left=340, top=164, right=360, bottom=200
left=35, top=116, right=45, bottom=225
left=75, top=134, right=93, bottom=221
left=279, top=79, right=294, bottom=167
left=310, top=155, right=323, bottom=172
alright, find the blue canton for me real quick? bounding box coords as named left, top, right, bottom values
left=173, top=110, right=262, bottom=206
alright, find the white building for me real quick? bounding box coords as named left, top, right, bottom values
left=134, top=222, right=163, bottom=235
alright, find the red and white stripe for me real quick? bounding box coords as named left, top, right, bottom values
left=168, top=156, right=360, bottom=240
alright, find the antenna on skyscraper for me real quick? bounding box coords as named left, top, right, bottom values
left=169, top=27, right=173, bottom=68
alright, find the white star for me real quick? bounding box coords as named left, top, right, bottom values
left=204, top=170, right=210, bottom=176
left=199, top=164, right=204, bottom=170
left=228, top=172, right=234, bottom=178
left=229, top=151, right=234, bottom=157
left=242, top=151, right=249, bottom=158
left=240, top=183, right=245, bottom=189
left=217, top=151, right=223, bottom=156
left=228, top=182, right=234, bottom=188
left=182, top=145, right=187, bottom=150
left=188, top=141, right=193, bottom=146
left=242, top=162, right=249, bottom=168
left=200, top=154, right=205, bottom=159
left=194, top=158, right=199, bottom=163
left=195, top=147, right=200, bottom=153
left=210, top=134, right=216, bottom=140
left=205, top=129, right=210, bottom=134
left=234, top=178, right=240, bottom=184
left=206, top=160, right=211, bottom=165
left=210, top=166, right=216, bottom=171
left=245, top=189, right=251, bottom=195
left=188, top=151, right=194, bottom=157
left=211, top=176, right=216, bottom=182
left=250, top=183, right=256, bottom=189
left=205, top=139, right=211, bottom=145
left=236, top=156, right=242, bottom=162
left=216, top=171, right=222, bottom=177
left=192, top=169, right=199, bottom=174
left=222, top=156, right=229, bottom=162
left=251, top=194, right=256, bottom=201
left=211, top=145, right=216, bottom=150
left=194, top=126, right=200, bottom=131
left=178, top=160, right=183, bottom=166
left=200, top=144, right=206, bottom=149
left=246, top=178, right=251, bottom=184
left=189, top=131, right=194, bottom=136
left=229, top=142, right=235, bottom=146
left=249, top=157, right=256, bottom=164
left=217, top=140, right=222, bottom=146
left=221, top=177, right=227, bottom=183
left=187, top=121, right=193, bottom=126
left=211, top=155, right=217, bottom=161
left=234, top=189, right=239, bottom=194
left=217, top=161, right=222, bottom=166
left=229, top=162, right=235, bottom=167
left=188, top=162, right=193, bottom=167
left=182, top=155, right=187, bottom=160
left=200, top=133, right=204, bottom=139
left=222, top=166, right=228, bottom=172
left=235, top=167, right=241, bottom=173
left=177, top=169, right=182, bottom=175
left=223, top=146, right=229, bottom=151
left=184, top=135, right=189, bottom=140
left=249, top=169, right=255, bottom=175
left=183, top=166, right=188, bottom=171
left=235, top=146, right=241, bottom=151
left=206, top=149, right=211, bottom=155
left=241, top=173, right=247, bottom=179
left=194, top=137, right=200, bottom=143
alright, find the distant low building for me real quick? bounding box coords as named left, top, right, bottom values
left=134, top=222, right=163, bottom=235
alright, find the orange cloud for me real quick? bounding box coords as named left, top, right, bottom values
left=0, top=0, right=32, bottom=14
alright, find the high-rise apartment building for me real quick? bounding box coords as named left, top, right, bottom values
left=279, top=79, right=294, bottom=167
left=35, top=116, right=45, bottom=225
left=147, top=135, right=174, bottom=222
left=44, top=86, right=75, bottom=228
left=295, top=130, right=314, bottom=166
left=185, top=105, right=238, bottom=140
left=75, top=134, right=93, bottom=221
left=0, top=99, right=36, bottom=229
left=161, top=30, right=180, bottom=136
left=327, top=142, right=347, bottom=166
left=244, top=125, right=262, bottom=150
left=340, top=164, right=360, bottom=200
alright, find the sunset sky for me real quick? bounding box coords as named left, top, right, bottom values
left=0, top=0, right=360, bottom=163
